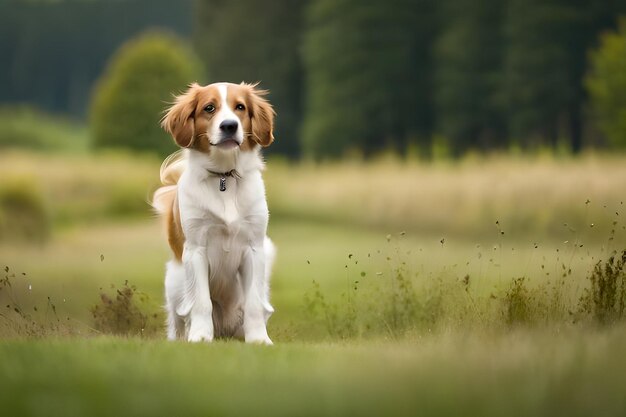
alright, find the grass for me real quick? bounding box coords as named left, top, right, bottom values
left=0, top=106, right=89, bottom=153
left=0, top=176, right=50, bottom=243
left=2, top=218, right=622, bottom=339
left=1, top=150, right=625, bottom=237
left=0, top=150, right=160, bottom=226
left=266, top=153, right=626, bottom=239
left=1, top=329, right=626, bottom=417
left=1, top=150, right=626, bottom=416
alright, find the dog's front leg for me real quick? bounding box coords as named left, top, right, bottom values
left=182, top=244, right=214, bottom=342
left=240, top=245, right=273, bottom=345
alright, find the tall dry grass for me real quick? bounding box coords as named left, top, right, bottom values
left=266, top=153, right=626, bottom=239
left=0, top=150, right=160, bottom=225
left=2, top=150, right=624, bottom=241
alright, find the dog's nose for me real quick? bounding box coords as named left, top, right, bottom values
left=219, top=120, right=238, bottom=135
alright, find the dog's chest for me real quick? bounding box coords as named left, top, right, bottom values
left=219, top=182, right=241, bottom=225
left=203, top=176, right=253, bottom=224
left=180, top=173, right=266, bottom=247
left=195, top=177, right=265, bottom=281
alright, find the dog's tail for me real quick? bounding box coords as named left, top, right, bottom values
left=150, top=150, right=187, bottom=215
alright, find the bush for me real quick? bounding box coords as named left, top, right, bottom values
left=585, top=18, right=626, bottom=148
left=0, top=106, right=88, bottom=152
left=91, top=281, right=163, bottom=337
left=0, top=177, right=50, bottom=243
left=90, top=30, right=203, bottom=156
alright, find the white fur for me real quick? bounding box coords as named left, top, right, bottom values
left=163, top=87, right=275, bottom=344
left=208, top=83, right=244, bottom=146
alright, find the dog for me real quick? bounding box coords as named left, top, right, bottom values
left=151, top=82, right=276, bottom=344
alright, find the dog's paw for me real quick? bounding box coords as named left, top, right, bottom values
left=245, top=330, right=273, bottom=345
left=187, top=322, right=214, bottom=343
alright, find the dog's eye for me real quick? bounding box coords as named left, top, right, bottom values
left=204, top=104, right=215, bottom=113
left=235, top=104, right=245, bottom=111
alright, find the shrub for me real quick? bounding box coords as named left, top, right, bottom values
left=90, top=30, right=203, bottom=156
left=585, top=18, right=626, bottom=148
left=0, top=177, right=50, bottom=243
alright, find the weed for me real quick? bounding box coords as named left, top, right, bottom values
left=337, top=288, right=359, bottom=338
left=304, top=279, right=338, bottom=336
left=0, top=266, right=67, bottom=337
left=91, top=280, right=163, bottom=337
left=503, top=278, right=535, bottom=325
left=578, top=250, right=626, bottom=325
left=379, top=263, right=441, bottom=337
left=0, top=267, right=163, bottom=339
left=303, top=237, right=444, bottom=339
left=382, top=264, right=414, bottom=335
left=302, top=242, right=626, bottom=337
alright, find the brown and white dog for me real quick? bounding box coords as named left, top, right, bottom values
left=152, top=82, right=276, bottom=344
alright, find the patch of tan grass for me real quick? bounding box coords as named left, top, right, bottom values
left=0, top=150, right=160, bottom=224
left=3, top=150, right=623, bottom=239
left=266, top=153, right=626, bottom=238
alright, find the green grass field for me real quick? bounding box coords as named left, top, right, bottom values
left=2, top=329, right=626, bottom=417
left=1, top=151, right=625, bottom=416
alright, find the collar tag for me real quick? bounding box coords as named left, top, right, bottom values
left=207, top=169, right=240, bottom=192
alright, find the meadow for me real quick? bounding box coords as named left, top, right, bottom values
left=0, top=150, right=625, bottom=416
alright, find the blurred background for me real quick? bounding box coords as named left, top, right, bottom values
left=2, top=0, right=626, bottom=157
left=0, top=0, right=625, bottom=339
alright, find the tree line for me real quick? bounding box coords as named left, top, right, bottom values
left=194, top=0, right=625, bottom=157
left=0, top=0, right=192, bottom=118
left=2, top=0, right=625, bottom=158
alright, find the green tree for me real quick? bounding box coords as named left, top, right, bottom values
left=503, top=0, right=623, bottom=152
left=302, top=0, right=436, bottom=158
left=194, top=0, right=306, bottom=157
left=504, top=0, right=576, bottom=149
left=0, top=0, right=194, bottom=118
left=90, top=31, right=202, bottom=156
left=434, top=0, right=507, bottom=155
left=586, top=18, right=626, bottom=148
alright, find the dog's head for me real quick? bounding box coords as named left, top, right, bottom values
left=161, top=82, right=275, bottom=152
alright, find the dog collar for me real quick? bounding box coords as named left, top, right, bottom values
left=206, top=169, right=241, bottom=192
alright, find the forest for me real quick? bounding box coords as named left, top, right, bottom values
left=1, top=0, right=625, bottom=158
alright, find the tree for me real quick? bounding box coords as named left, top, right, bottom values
left=0, top=0, right=194, bottom=118
left=302, top=0, right=436, bottom=158
left=504, top=0, right=574, bottom=149
left=586, top=18, right=626, bottom=148
left=502, top=0, right=623, bottom=152
left=90, top=31, right=203, bottom=156
left=194, top=0, right=306, bottom=157
left=434, top=0, right=507, bottom=155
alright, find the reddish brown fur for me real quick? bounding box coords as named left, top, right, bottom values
left=161, top=82, right=275, bottom=153
left=156, top=82, right=275, bottom=261
left=167, top=192, right=185, bottom=261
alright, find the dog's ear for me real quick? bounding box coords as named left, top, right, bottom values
left=161, top=83, right=200, bottom=148
left=247, top=84, right=275, bottom=147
